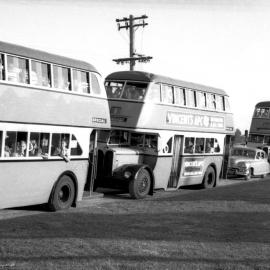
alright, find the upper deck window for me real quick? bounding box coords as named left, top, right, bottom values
left=174, top=87, right=186, bottom=106
left=91, top=73, right=101, bottom=95
left=254, top=107, right=269, bottom=118
left=7, top=55, right=29, bottom=84
left=186, top=89, right=196, bottom=107
left=197, top=92, right=207, bottom=109
left=207, top=93, right=216, bottom=110
left=105, top=81, right=125, bottom=98
left=122, top=81, right=147, bottom=101
left=224, top=96, right=231, bottom=112
left=161, top=84, right=173, bottom=104
left=31, top=60, right=51, bottom=87
left=73, top=69, right=90, bottom=93
left=0, top=54, right=4, bottom=80
left=215, top=95, right=223, bottom=111
left=147, top=83, right=161, bottom=102
left=53, top=65, right=71, bottom=90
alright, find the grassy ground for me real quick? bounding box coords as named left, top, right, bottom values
left=0, top=179, right=270, bottom=269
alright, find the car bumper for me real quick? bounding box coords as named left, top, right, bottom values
left=228, top=167, right=249, bottom=176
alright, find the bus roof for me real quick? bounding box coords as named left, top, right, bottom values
left=255, top=101, right=270, bottom=108
left=0, top=40, right=99, bottom=73
left=106, top=71, right=227, bottom=96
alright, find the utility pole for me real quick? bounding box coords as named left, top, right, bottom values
left=113, top=14, right=152, bottom=71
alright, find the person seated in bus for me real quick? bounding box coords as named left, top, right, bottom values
left=53, top=139, right=69, bottom=161
left=184, top=138, right=194, bottom=153
left=205, top=142, right=214, bottom=153
left=29, top=139, right=40, bottom=156
left=40, top=137, right=49, bottom=157
left=13, top=140, right=27, bottom=157
left=4, top=145, right=11, bottom=157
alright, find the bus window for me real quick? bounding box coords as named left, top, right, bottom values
left=51, top=133, right=70, bottom=156
left=145, top=134, right=157, bottom=150
left=215, top=95, right=223, bottom=111
left=186, top=89, right=196, bottom=107
left=105, top=81, right=125, bottom=98
left=29, top=132, right=41, bottom=157
left=91, top=73, right=101, bottom=95
left=195, top=138, right=205, bottom=153
left=261, top=108, right=269, bottom=118
left=73, top=69, right=90, bottom=93
left=0, top=54, right=4, bottom=80
left=53, top=65, right=71, bottom=90
left=0, top=131, right=2, bottom=156
left=207, top=94, right=216, bottom=110
left=184, top=137, right=195, bottom=154
left=174, top=87, right=185, bottom=106
left=31, top=60, right=51, bottom=87
left=147, top=83, right=161, bottom=102
left=40, top=133, right=50, bottom=156
left=97, top=130, right=110, bottom=143
left=5, top=131, right=28, bottom=157
left=7, top=55, right=29, bottom=84
left=130, top=133, right=144, bottom=147
left=109, top=130, right=129, bottom=145
left=205, top=138, right=214, bottom=153
left=70, top=135, right=82, bottom=156
left=161, top=84, right=173, bottom=104
left=224, top=96, right=231, bottom=112
left=122, top=82, right=147, bottom=100
left=197, top=92, right=207, bottom=109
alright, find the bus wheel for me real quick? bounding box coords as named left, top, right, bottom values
left=129, top=168, right=151, bottom=199
left=48, top=175, right=75, bottom=211
left=202, top=166, right=215, bottom=189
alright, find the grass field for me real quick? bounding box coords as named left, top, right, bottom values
left=0, top=179, right=270, bottom=269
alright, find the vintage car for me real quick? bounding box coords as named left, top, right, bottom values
left=228, top=146, right=270, bottom=180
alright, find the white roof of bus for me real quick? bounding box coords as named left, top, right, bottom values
left=106, top=71, right=227, bottom=96
left=0, top=40, right=99, bottom=73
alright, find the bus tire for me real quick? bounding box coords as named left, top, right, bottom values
left=129, top=168, right=151, bottom=199
left=202, top=166, right=215, bottom=189
left=48, top=175, right=75, bottom=211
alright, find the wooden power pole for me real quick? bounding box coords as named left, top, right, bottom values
left=113, top=14, right=152, bottom=71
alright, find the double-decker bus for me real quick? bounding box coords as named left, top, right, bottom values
left=248, top=101, right=270, bottom=150
left=0, top=41, right=110, bottom=210
left=96, top=71, right=234, bottom=199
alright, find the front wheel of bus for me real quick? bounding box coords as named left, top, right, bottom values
left=48, top=175, right=75, bottom=211
left=202, top=166, right=215, bottom=189
left=129, top=168, right=151, bottom=199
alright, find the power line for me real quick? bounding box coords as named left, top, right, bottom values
left=113, top=14, right=153, bottom=71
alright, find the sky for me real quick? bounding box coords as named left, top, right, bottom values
left=0, top=0, right=270, bottom=133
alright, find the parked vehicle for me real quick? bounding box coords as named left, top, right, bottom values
left=228, top=146, right=270, bottom=180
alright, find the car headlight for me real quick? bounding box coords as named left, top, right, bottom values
left=124, top=171, right=132, bottom=179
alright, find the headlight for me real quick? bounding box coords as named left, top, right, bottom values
left=238, top=162, right=248, bottom=169
left=124, top=171, right=132, bottom=179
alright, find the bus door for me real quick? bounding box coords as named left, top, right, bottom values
left=167, top=135, right=183, bottom=188
left=221, top=135, right=232, bottom=179
left=85, top=130, right=98, bottom=195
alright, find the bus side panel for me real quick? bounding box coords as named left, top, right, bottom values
left=0, top=160, right=88, bottom=209
left=178, top=156, right=223, bottom=187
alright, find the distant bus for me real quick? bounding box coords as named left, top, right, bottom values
left=96, top=71, right=234, bottom=199
left=248, top=101, right=270, bottom=149
left=0, top=41, right=110, bottom=210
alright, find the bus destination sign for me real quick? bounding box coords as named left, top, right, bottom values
left=166, top=111, right=224, bottom=129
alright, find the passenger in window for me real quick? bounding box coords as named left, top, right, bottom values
left=184, top=138, right=194, bottom=154
left=29, top=139, right=40, bottom=156
left=40, top=137, right=49, bottom=156
left=4, top=145, right=11, bottom=157
left=13, top=140, right=27, bottom=157
left=205, top=141, right=214, bottom=153
left=53, top=139, right=69, bottom=160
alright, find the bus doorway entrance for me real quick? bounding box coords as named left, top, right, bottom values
left=167, top=135, right=183, bottom=188
left=84, top=130, right=98, bottom=196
